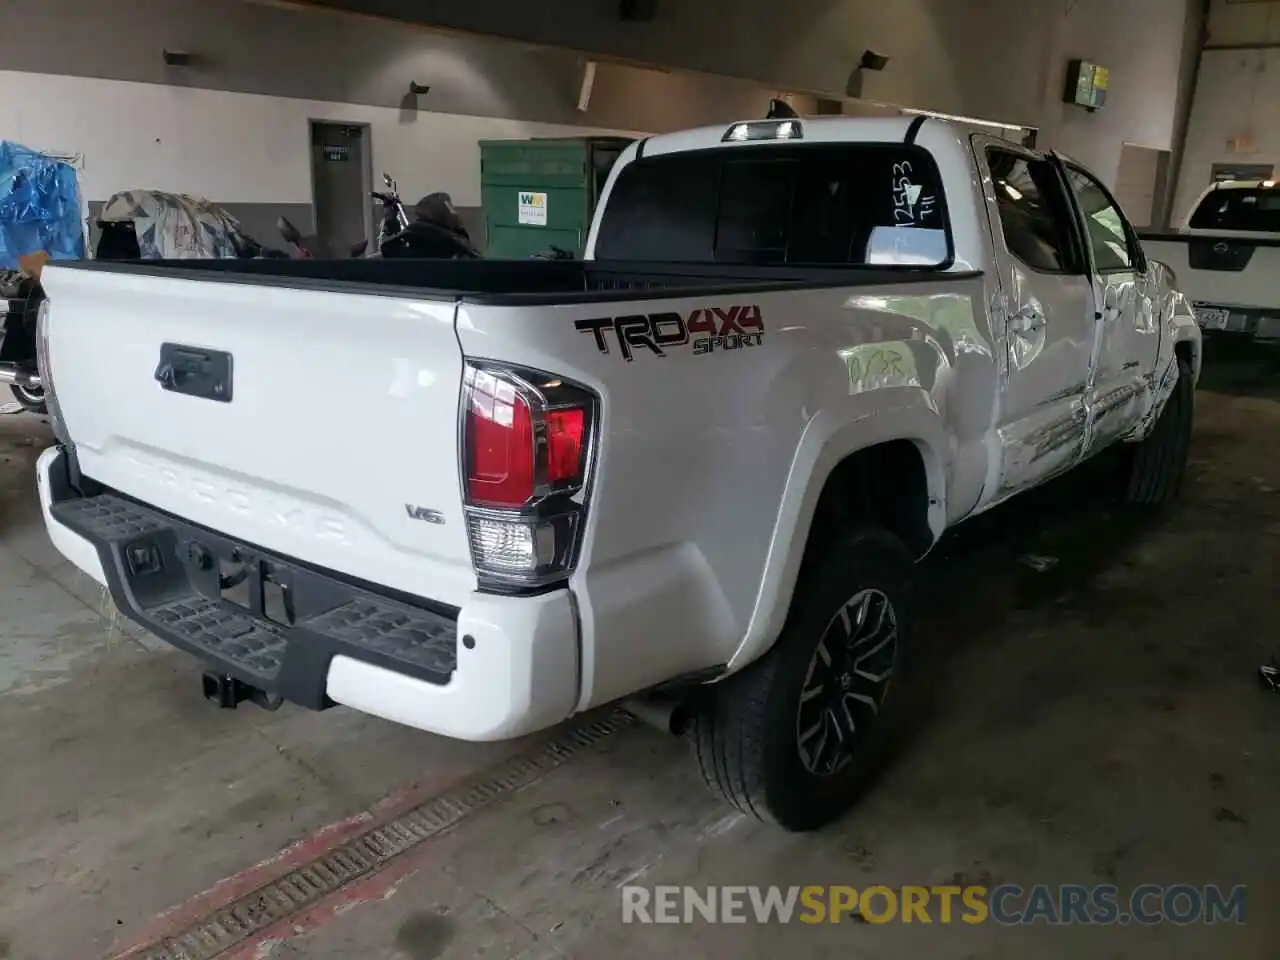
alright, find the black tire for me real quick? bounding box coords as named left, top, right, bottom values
left=9, top=383, right=47, bottom=415
left=1124, top=355, right=1194, bottom=506
left=691, top=528, right=913, bottom=832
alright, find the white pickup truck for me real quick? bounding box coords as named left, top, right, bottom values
left=36, top=116, right=1200, bottom=831
left=1141, top=179, right=1280, bottom=341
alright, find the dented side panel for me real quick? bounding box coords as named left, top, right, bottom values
left=969, top=136, right=1098, bottom=502
left=1129, top=263, right=1202, bottom=439
left=457, top=273, right=996, bottom=708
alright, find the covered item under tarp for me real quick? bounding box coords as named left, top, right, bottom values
left=0, top=141, right=86, bottom=270
left=98, top=190, right=261, bottom=259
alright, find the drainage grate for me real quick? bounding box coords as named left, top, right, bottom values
left=128, top=709, right=634, bottom=960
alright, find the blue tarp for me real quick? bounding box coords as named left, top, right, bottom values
left=0, top=141, right=86, bottom=268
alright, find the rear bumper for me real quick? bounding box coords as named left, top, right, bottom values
left=1192, top=302, right=1280, bottom=342
left=36, top=445, right=580, bottom=741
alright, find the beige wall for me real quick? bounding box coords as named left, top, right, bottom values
left=0, top=0, right=822, bottom=217
left=1173, top=0, right=1280, bottom=222
left=0, top=0, right=814, bottom=136
left=1114, top=144, right=1167, bottom=228
left=3, top=0, right=1201, bottom=207
left=326, top=0, right=1201, bottom=186
left=1174, top=46, right=1280, bottom=221
left=1026, top=0, right=1196, bottom=185
left=1205, top=0, right=1280, bottom=44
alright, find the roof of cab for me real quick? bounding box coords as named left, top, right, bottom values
left=636, top=115, right=932, bottom=158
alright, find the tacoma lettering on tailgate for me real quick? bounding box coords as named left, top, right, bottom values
left=123, top=453, right=352, bottom=545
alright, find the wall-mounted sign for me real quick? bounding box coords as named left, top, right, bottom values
left=518, top=190, right=548, bottom=226
left=1211, top=162, right=1274, bottom=183
left=322, top=145, right=350, bottom=162
left=1064, top=60, right=1109, bottom=110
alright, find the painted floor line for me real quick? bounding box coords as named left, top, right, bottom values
left=109, top=754, right=500, bottom=957
left=109, top=709, right=634, bottom=960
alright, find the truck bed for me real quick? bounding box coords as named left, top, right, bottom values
left=38, top=252, right=987, bottom=682
left=53, top=257, right=980, bottom=305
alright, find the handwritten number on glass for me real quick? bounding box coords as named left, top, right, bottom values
left=892, top=161, right=937, bottom=226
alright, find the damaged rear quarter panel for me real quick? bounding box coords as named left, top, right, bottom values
left=456, top=274, right=996, bottom=709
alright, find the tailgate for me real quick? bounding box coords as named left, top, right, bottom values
left=1143, top=232, right=1280, bottom=313
left=39, top=266, right=477, bottom=607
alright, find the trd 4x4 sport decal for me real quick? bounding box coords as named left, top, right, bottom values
left=574, top=305, right=764, bottom=361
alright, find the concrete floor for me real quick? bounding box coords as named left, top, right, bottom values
left=0, top=341, right=1277, bottom=959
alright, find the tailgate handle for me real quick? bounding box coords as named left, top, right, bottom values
left=154, top=343, right=233, bottom=403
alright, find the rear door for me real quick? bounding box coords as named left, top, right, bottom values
left=40, top=265, right=478, bottom=608
left=1058, top=161, right=1160, bottom=452
left=971, top=136, right=1097, bottom=498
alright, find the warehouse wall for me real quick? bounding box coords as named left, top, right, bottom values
left=1204, top=0, right=1280, bottom=44
left=1, top=0, right=1199, bottom=240
left=0, top=0, right=815, bottom=245
left=1171, top=0, right=1280, bottom=222
left=1172, top=48, right=1280, bottom=222
left=0, top=69, right=643, bottom=244
left=324, top=0, right=1200, bottom=185
left=1026, top=0, right=1198, bottom=185
left=0, top=0, right=814, bottom=133
left=1113, top=144, right=1167, bottom=229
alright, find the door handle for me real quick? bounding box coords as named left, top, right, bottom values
left=1011, top=306, right=1046, bottom=333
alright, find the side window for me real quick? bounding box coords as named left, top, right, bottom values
left=985, top=147, right=1079, bottom=273
left=1064, top=167, right=1139, bottom=272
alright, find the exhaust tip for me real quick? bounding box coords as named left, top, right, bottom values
left=624, top=694, right=692, bottom=736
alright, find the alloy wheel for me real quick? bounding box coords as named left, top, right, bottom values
left=795, top=588, right=899, bottom=777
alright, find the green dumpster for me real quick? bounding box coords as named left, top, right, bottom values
left=479, top=137, right=634, bottom=259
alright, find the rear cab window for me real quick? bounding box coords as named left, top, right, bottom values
left=1189, top=186, right=1280, bottom=233
left=594, top=142, right=952, bottom=268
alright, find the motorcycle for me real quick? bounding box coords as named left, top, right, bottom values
left=277, top=174, right=479, bottom=261
left=372, top=172, right=411, bottom=253
left=375, top=174, right=480, bottom=260
left=0, top=269, right=46, bottom=413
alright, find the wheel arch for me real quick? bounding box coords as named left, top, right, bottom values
left=727, top=400, right=947, bottom=673
left=1164, top=287, right=1202, bottom=386
left=1173, top=329, right=1200, bottom=384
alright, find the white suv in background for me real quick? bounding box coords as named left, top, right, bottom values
left=1141, top=180, right=1280, bottom=342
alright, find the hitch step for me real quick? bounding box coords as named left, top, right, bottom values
left=202, top=672, right=284, bottom=711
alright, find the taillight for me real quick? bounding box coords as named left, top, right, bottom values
left=546, top=408, right=586, bottom=484
left=462, top=362, right=596, bottom=589
left=466, top=371, right=536, bottom=507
